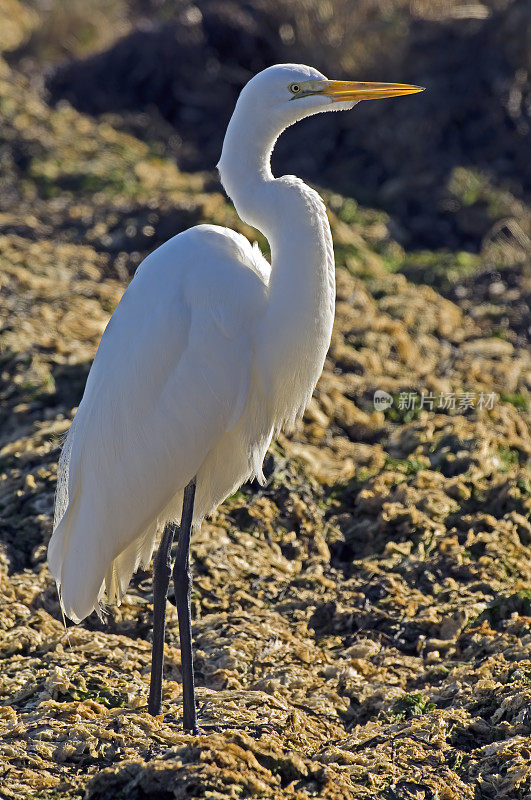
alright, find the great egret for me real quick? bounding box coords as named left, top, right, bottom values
left=48, top=64, right=423, bottom=733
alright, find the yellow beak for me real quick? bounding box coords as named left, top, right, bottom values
left=320, top=80, right=424, bottom=102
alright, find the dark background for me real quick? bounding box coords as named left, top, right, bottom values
left=8, top=0, right=531, bottom=252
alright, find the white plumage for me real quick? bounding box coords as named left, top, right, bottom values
left=48, top=63, right=422, bottom=628
left=49, top=226, right=275, bottom=620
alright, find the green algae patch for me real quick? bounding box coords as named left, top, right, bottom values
left=470, top=591, right=531, bottom=630
left=397, top=250, right=481, bottom=293
left=56, top=678, right=128, bottom=709
left=390, top=694, right=436, bottom=722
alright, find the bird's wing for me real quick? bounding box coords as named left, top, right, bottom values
left=49, top=225, right=268, bottom=621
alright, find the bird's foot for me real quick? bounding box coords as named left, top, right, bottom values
left=184, top=723, right=200, bottom=735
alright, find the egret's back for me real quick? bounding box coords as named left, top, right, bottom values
left=49, top=225, right=270, bottom=621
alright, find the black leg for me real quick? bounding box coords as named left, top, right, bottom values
left=148, top=522, right=176, bottom=716
left=173, top=477, right=198, bottom=734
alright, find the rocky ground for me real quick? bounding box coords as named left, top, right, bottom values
left=0, top=3, right=530, bottom=799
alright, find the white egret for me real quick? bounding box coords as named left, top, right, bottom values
left=48, top=64, right=423, bottom=733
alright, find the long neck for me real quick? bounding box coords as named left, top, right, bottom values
left=218, top=105, right=336, bottom=418
left=217, top=103, right=277, bottom=232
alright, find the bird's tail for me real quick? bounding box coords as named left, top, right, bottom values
left=49, top=407, right=162, bottom=621
left=103, top=522, right=158, bottom=607
left=49, top=504, right=159, bottom=623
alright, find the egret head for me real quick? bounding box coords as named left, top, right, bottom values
left=235, top=63, right=424, bottom=130
left=217, top=63, right=423, bottom=222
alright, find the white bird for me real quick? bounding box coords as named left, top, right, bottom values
left=48, top=64, right=423, bottom=732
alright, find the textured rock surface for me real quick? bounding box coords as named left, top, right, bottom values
left=0, top=8, right=530, bottom=799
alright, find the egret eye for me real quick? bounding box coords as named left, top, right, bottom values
left=289, top=83, right=301, bottom=94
